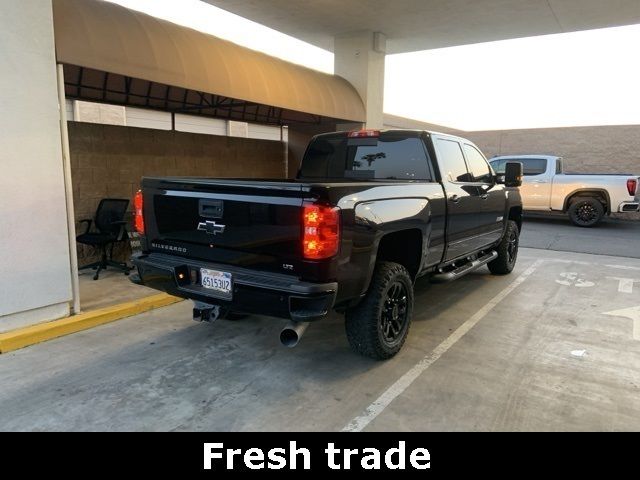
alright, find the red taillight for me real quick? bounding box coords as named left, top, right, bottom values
left=303, top=205, right=340, bottom=260
left=348, top=129, right=380, bottom=138
left=627, top=179, right=638, bottom=196
left=133, top=190, right=145, bottom=234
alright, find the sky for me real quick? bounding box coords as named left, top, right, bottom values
left=107, top=0, right=640, bottom=131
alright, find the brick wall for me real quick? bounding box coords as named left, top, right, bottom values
left=69, top=122, right=286, bottom=263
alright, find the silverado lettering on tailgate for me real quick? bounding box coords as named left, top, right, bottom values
left=151, top=243, right=187, bottom=254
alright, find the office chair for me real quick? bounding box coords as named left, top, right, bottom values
left=76, top=198, right=132, bottom=280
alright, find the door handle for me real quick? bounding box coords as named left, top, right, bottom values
left=480, top=194, right=489, bottom=200
left=531, top=180, right=548, bottom=184
left=450, top=195, right=460, bottom=203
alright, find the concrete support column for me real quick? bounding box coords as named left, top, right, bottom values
left=0, top=0, right=73, bottom=331
left=334, top=31, right=386, bottom=129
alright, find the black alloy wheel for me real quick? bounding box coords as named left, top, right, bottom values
left=577, top=203, right=597, bottom=223
left=345, top=261, right=414, bottom=360
left=488, top=220, right=520, bottom=275
left=506, top=227, right=518, bottom=265
left=568, top=198, right=604, bottom=227
left=380, top=281, right=409, bottom=346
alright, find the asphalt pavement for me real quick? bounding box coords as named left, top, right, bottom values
left=521, top=214, right=639, bottom=259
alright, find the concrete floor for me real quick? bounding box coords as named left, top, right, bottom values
left=78, top=267, right=156, bottom=312
left=2, top=241, right=639, bottom=431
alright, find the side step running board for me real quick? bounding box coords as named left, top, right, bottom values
left=430, top=251, right=498, bottom=284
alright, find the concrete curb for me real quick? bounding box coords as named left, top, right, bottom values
left=0, top=293, right=182, bottom=354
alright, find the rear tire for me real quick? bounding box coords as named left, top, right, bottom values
left=488, top=220, right=519, bottom=275
left=345, top=262, right=414, bottom=360
left=568, top=198, right=604, bottom=227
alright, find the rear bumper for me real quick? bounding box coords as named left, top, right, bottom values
left=618, top=198, right=639, bottom=213
left=130, top=253, right=337, bottom=322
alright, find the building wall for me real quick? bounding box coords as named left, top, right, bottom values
left=384, top=114, right=461, bottom=135
left=385, top=114, right=640, bottom=176
left=384, top=115, right=640, bottom=219
left=68, top=99, right=287, bottom=142
left=287, top=123, right=340, bottom=178
left=0, top=0, right=72, bottom=331
left=287, top=129, right=313, bottom=178
left=463, top=125, right=640, bottom=175
left=68, top=122, right=286, bottom=261
left=290, top=118, right=640, bottom=184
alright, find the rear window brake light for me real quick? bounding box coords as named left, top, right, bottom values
left=348, top=129, right=380, bottom=138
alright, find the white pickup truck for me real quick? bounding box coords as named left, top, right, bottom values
left=489, top=155, right=639, bottom=227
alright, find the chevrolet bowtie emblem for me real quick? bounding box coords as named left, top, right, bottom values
left=197, top=220, right=226, bottom=235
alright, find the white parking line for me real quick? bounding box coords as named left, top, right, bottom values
left=603, top=306, right=640, bottom=341
left=607, top=277, right=639, bottom=293
left=544, top=259, right=593, bottom=265
left=341, top=259, right=544, bottom=432
left=606, top=264, right=640, bottom=272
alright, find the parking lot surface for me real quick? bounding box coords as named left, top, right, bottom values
left=521, top=215, right=640, bottom=259
left=1, top=220, right=639, bottom=431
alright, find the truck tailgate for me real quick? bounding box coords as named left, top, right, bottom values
left=142, top=177, right=306, bottom=275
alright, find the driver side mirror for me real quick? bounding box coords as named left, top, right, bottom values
left=504, top=161, right=523, bottom=187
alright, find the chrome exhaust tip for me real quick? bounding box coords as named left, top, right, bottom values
left=279, top=321, right=310, bottom=348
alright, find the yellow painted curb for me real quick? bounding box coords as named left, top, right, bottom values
left=0, top=293, right=182, bottom=354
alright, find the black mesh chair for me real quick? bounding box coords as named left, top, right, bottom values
left=77, top=198, right=132, bottom=280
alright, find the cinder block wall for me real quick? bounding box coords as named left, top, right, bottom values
left=463, top=125, right=640, bottom=220
left=69, top=122, right=286, bottom=262
left=462, top=125, right=640, bottom=175
left=385, top=114, right=640, bottom=176
left=385, top=115, right=640, bottom=219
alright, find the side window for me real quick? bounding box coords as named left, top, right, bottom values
left=520, top=159, right=547, bottom=176
left=463, top=144, right=493, bottom=183
left=556, top=159, right=562, bottom=174
left=436, top=139, right=472, bottom=183
left=490, top=159, right=506, bottom=174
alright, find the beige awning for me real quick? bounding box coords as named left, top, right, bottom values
left=52, top=0, right=365, bottom=123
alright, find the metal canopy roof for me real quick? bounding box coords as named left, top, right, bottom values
left=52, top=0, right=366, bottom=123
left=205, top=0, right=640, bottom=54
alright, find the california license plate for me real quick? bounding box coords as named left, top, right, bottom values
left=200, top=269, right=232, bottom=297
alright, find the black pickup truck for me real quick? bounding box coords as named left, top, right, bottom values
left=131, top=129, right=523, bottom=359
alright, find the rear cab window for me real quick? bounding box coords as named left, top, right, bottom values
left=490, top=158, right=548, bottom=176
left=298, top=132, right=433, bottom=181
